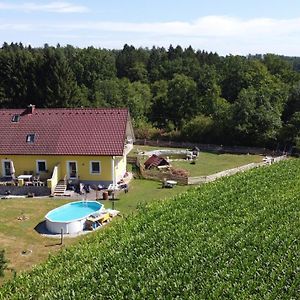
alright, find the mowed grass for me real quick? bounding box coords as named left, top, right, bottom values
left=172, top=152, right=262, bottom=176
left=114, top=179, right=191, bottom=214
left=130, top=145, right=263, bottom=177
left=0, top=198, right=74, bottom=283
left=0, top=180, right=189, bottom=283
left=129, top=144, right=183, bottom=158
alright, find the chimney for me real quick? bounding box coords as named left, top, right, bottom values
left=27, top=104, right=35, bottom=114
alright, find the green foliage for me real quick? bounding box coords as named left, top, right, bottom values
left=167, top=74, right=200, bottom=129
left=181, top=114, right=214, bottom=142
left=0, top=250, right=7, bottom=277
left=1, top=159, right=300, bottom=299
left=133, top=119, right=162, bottom=140
left=232, top=82, right=288, bottom=146
left=1, top=42, right=300, bottom=149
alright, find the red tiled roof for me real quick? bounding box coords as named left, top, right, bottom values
left=0, top=108, right=130, bottom=156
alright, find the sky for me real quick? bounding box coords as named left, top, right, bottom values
left=0, top=0, right=300, bottom=56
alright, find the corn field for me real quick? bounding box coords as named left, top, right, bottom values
left=1, top=159, right=300, bottom=299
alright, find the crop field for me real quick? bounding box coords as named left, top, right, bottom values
left=1, top=159, right=300, bottom=299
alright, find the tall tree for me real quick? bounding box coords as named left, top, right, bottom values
left=37, top=47, right=79, bottom=107
left=167, top=74, right=200, bottom=129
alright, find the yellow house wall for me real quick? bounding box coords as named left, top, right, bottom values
left=115, top=155, right=127, bottom=182
left=0, top=155, right=117, bottom=182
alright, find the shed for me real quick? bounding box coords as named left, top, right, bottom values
left=144, top=154, right=169, bottom=170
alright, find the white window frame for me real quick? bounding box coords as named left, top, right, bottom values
left=36, top=160, right=47, bottom=174
left=26, top=133, right=35, bottom=143
left=12, top=114, right=20, bottom=122
left=90, top=161, right=101, bottom=175
left=67, top=161, right=78, bottom=179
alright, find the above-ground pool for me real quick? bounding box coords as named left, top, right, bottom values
left=45, top=201, right=103, bottom=234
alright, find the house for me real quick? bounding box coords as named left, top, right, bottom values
left=144, top=154, right=169, bottom=170
left=0, top=105, right=135, bottom=194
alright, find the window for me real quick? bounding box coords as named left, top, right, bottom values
left=36, top=160, right=47, bottom=173
left=90, top=161, right=101, bottom=174
left=2, top=160, right=12, bottom=177
left=26, top=134, right=35, bottom=143
left=11, top=114, right=20, bottom=122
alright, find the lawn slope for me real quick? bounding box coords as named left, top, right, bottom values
left=1, top=160, right=300, bottom=299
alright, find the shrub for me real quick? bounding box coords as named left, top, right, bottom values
left=0, top=250, right=8, bottom=277
left=133, top=120, right=162, bottom=140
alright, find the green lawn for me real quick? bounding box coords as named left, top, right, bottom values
left=0, top=198, right=75, bottom=284
left=0, top=179, right=189, bottom=281
left=129, top=144, right=183, bottom=158
left=111, top=179, right=190, bottom=214
left=130, top=145, right=263, bottom=177
left=169, top=152, right=262, bottom=176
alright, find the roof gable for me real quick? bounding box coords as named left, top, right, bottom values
left=0, top=108, right=131, bottom=156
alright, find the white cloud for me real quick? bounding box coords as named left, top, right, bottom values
left=0, top=2, right=89, bottom=13
left=50, top=15, right=300, bottom=37
left=1, top=15, right=300, bottom=55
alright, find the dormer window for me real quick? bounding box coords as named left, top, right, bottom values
left=26, top=134, right=35, bottom=143
left=12, top=114, right=20, bottom=122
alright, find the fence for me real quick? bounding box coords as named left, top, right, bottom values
left=135, top=139, right=274, bottom=155
left=188, top=155, right=288, bottom=185
left=128, top=151, right=288, bottom=186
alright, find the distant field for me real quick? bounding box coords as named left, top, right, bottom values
left=1, top=159, right=299, bottom=299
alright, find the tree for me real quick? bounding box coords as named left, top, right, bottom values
left=181, top=115, right=214, bottom=143
left=282, top=82, right=300, bottom=122
left=116, top=45, right=149, bottom=82
left=37, top=47, right=79, bottom=107
left=126, top=81, right=152, bottom=121
left=220, top=55, right=250, bottom=102
left=147, top=47, right=167, bottom=82
left=0, top=46, right=34, bottom=107
left=167, top=74, right=200, bottom=129
left=232, top=85, right=286, bottom=146
left=263, top=54, right=299, bottom=84
left=280, top=111, right=300, bottom=146
left=196, top=64, right=221, bottom=115
left=150, top=80, right=169, bottom=127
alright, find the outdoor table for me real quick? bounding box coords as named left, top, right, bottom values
left=17, top=175, right=33, bottom=181
left=165, top=180, right=177, bottom=188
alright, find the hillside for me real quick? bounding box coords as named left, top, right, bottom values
left=1, top=159, right=300, bottom=299
left=1, top=44, right=300, bottom=149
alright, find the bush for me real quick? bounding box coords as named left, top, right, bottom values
left=133, top=120, right=162, bottom=140
left=0, top=249, right=8, bottom=277
left=181, top=114, right=214, bottom=143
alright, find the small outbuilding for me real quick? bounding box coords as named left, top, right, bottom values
left=144, top=154, right=169, bottom=170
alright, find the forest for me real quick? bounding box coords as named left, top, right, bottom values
left=1, top=42, right=300, bottom=150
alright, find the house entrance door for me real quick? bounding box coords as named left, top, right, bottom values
left=67, top=161, right=77, bottom=179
